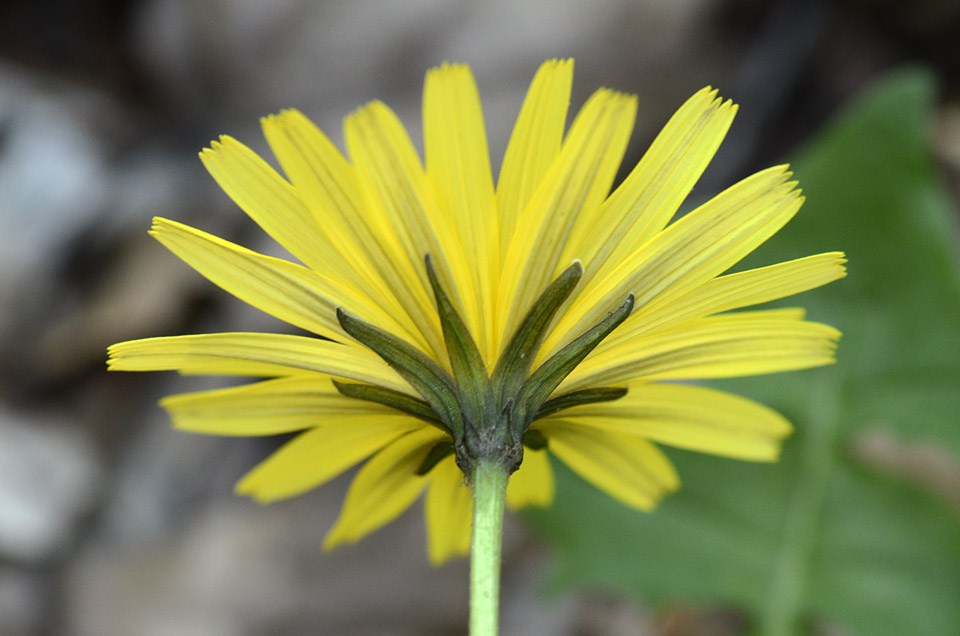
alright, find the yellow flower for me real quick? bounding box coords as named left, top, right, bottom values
left=108, top=59, right=844, bottom=565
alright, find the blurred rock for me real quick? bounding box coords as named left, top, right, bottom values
left=0, top=63, right=111, bottom=325
left=654, top=604, right=748, bottom=636
left=31, top=233, right=203, bottom=384
left=66, top=483, right=472, bottom=636
left=0, top=410, right=102, bottom=563
left=130, top=0, right=723, bottom=152
left=97, top=398, right=262, bottom=545
left=0, top=566, right=47, bottom=636
left=935, top=100, right=960, bottom=170
left=851, top=430, right=960, bottom=511
left=500, top=543, right=585, bottom=636
left=0, top=61, right=225, bottom=389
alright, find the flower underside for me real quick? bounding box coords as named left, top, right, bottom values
left=106, top=59, right=845, bottom=564
left=338, top=256, right=633, bottom=478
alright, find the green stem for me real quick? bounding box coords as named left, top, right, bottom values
left=470, top=460, right=508, bottom=636
left=760, top=372, right=842, bottom=636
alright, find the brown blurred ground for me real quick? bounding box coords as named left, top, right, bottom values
left=1, top=1, right=959, bottom=635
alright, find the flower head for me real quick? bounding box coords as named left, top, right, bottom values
left=108, top=60, right=844, bottom=564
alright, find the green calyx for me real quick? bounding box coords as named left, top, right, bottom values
left=336, top=256, right=633, bottom=478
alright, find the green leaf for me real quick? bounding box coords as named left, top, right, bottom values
left=529, top=68, right=960, bottom=636
left=531, top=446, right=960, bottom=636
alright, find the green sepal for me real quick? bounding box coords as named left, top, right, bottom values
left=424, top=255, right=494, bottom=429
left=332, top=380, right=445, bottom=428
left=336, top=308, right=464, bottom=438
left=416, top=440, right=455, bottom=475
left=535, top=386, right=629, bottom=420
left=522, top=428, right=548, bottom=450
left=491, top=261, right=583, bottom=407
left=509, top=294, right=634, bottom=440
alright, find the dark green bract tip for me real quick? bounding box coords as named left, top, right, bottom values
left=332, top=380, right=445, bottom=428
left=492, top=260, right=583, bottom=406
left=337, top=305, right=464, bottom=438
left=416, top=441, right=455, bottom=475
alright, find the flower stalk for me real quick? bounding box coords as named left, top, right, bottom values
left=470, top=460, right=509, bottom=636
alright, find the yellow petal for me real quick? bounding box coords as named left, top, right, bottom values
left=424, top=63, right=498, bottom=359
left=324, top=426, right=445, bottom=549
left=345, top=100, right=475, bottom=361
left=544, top=165, right=802, bottom=359
left=424, top=455, right=472, bottom=565
left=259, top=109, right=377, bottom=279
left=497, top=59, right=574, bottom=255
left=261, top=109, right=433, bottom=353
left=539, top=420, right=679, bottom=510
left=160, top=376, right=393, bottom=436
left=709, top=307, right=808, bottom=321
left=562, top=314, right=841, bottom=391
left=107, top=332, right=412, bottom=393
left=496, top=88, right=637, bottom=352
left=554, top=383, right=792, bottom=461
left=199, top=136, right=344, bottom=277
left=235, top=415, right=424, bottom=502
left=505, top=447, right=554, bottom=510
left=605, top=252, right=848, bottom=347
left=562, top=87, right=737, bottom=286
left=151, top=217, right=416, bottom=344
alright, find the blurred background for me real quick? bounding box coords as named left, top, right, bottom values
left=1, top=0, right=959, bottom=635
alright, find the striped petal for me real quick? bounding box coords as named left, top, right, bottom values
left=261, top=109, right=432, bottom=353
left=324, top=426, right=445, bottom=549
left=424, top=455, right=473, bottom=565
left=562, top=87, right=737, bottom=285
left=345, top=100, right=473, bottom=359
left=160, top=376, right=393, bottom=436
left=539, top=419, right=679, bottom=510
left=606, top=252, right=848, bottom=346
left=150, top=217, right=413, bottom=344
left=505, top=447, right=554, bottom=510
left=424, top=63, right=498, bottom=359
left=544, top=165, right=802, bottom=359
left=497, top=59, right=574, bottom=254
left=562, top=313, right=840, bottom=391
left=107, top=332, right=412, bottom=393
left=496, top=88, right=637, bottom=352
left=554, top=383, right=792, bottom=461
left=235, top=415, right=424, bottom=502
left=199, top=136, right=350, bottom=280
